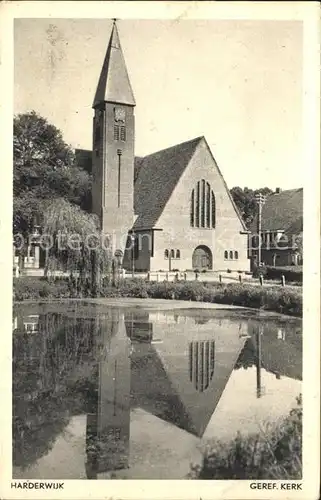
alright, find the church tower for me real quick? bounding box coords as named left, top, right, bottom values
left=92, top=21, right=135, bottom=255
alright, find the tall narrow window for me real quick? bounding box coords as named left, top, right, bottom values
left=114, top=125, right=120, bottom=141
left=201, top=180, right=206, bottom=228
left=229, top=250, right=233, bottom=260
left=211, top=192, right=216, bottom=228
left=164, top=249, right=169, bottom=259
left=170, top=249, right=175, bottom=258
left=234, top=251, right=239, bottom=260
left=190, top=189, right=195, bottom=227
left=195, top=182, right=200, bottom=227
left=206, top=182, right=211, bottom=228
left=120, top=126, right=126, bottom=141
left=190, top=181, right=216, bottom=229
left=176, top=250, right=180, bottom=259
left=224, top=251, right=228, bottom=260
left=117, top=149, right=122, bottom=207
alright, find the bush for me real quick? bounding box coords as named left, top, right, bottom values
left=13, top=277, right=70, bottom=301
left=266, top=266, right=302, bottom=283
left=189, top=395, right=302, bottom=479
left=13, top=277, right=302, bottom=317
left=252, top=264, right=268, bottom=279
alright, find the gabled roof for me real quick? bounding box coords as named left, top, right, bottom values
left=76, top=135, right=248, bottom=232
left=131, top=339, right=246, bottom=437
left=130, top=344, right=196, bottom=434
left=133, top=137, right=203, bottom=230
left=93, top=22, right=135, bottom=107
left=133, top=136, right=248, bottom=232
left=201, top=139, right=248, bottom=232
left=251, top=188, right=303, bottom=234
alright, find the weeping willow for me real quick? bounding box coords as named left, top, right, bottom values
left=43, top=198, right=113, bottom=294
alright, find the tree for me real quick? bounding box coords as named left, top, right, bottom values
left=13, top=111, right=91, bottom=266
left=230, top=186, right=273, bottom=227
left=42, top=198, right=112, bottom=294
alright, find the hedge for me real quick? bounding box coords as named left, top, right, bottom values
left=265, top=266, right=302, bottom=283
left=13, top=276, right=302, bottom=317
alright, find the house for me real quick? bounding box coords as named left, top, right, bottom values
left=88, top=21, right=250, bottom=273
left=250, top=188, right=303, bottom=267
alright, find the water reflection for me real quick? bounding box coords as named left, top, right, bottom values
left=256, top=328, right=263, bottom=398
left=12, top=306, right=302, bottom=479
left=86, top=310, right=130, bottom=478
left=189, top=341, right=215, bottom=392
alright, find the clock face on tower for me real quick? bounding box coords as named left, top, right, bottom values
left=114, top=107, right=125, bottom=123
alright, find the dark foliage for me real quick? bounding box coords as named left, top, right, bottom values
left=189, top=395, right=302, bottom=479
left=230, top=186, right=273, bottom=227
left=13, top=111, right=92, bottom=236
left=14, top=277, right=302, bottom=317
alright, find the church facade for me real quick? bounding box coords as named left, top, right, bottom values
left=91, top=22, right=250, bottom=273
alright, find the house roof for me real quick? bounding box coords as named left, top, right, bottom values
left=133, top=137, right=203, bottom=230
left=251, top=188, right=303, bottom=234
left=93, top=22, right=136, bottom=107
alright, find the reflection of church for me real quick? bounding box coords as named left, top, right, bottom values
left=189, top=341, right=215, bottom=392
left=12, top=305, right=301, bottom=478
left=84, top=309, right=248, bottom=477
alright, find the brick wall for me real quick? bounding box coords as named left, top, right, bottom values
left=92, top=103, right=135, bottom=254
left=149, top=139, right=250, bottom=272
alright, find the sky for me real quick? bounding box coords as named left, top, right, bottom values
left=14, top=18, right=303, bottom=190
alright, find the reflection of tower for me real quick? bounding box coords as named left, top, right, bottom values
left=124, top=312, right=153, bottom=343
left=189, top=341, right=215, bottom=392
left=256, top=328, right=263, bottom=399
left=85, top=310, right=131, bottom=478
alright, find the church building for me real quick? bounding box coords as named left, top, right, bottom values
left=90, top=21, right=250, bottom=273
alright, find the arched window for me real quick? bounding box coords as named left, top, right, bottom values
left=164, top=249, right=169, bottom=259
left=195, top=182, right=200, bottom=227
left=176, top=250, right=180, bottom=259
left=234, top=250, right=239, bottom=260
left=190, top=189, right=195, bottom=227
left=211, top=191, right=216, bottom=228
left=229, top=250, right=233, bottom=260
left=224, top=251, right=228, bottom=260
left=206, top=182, right=211, bottom=227
left=190, top=180, right=216, bottom=229
left=201, top=180, right=206, bottom=228
left=170, top=249, right=175, bottom=258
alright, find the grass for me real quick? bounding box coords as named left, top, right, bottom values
left=13, top=276, right=302, bottom=317
left=189, top=395, right=302, bottom=479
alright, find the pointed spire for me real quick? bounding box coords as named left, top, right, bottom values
left=93, top=21, right=136, bottom=107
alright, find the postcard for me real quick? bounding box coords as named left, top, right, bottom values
left=0, top=1, right=320, bottom=499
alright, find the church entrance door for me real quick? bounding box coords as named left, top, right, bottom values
left=192, top=245, right=213, bottom=271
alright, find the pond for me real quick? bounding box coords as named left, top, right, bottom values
left=12, top=300, right=302, bottom=479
